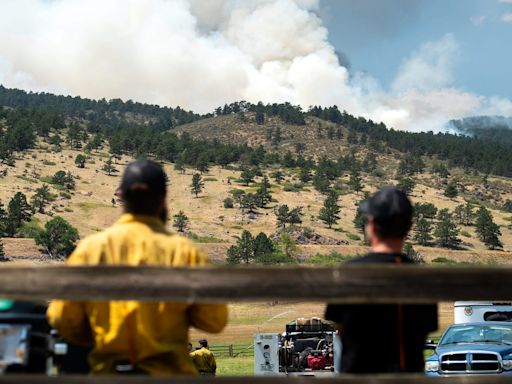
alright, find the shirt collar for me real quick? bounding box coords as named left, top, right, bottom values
left=116, top=213, right=165, bottom=228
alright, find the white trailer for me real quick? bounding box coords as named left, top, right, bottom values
left=454, top=301, right=512, bottom=324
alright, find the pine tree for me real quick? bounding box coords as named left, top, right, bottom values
left=348, top=169, right=364, bottom=194
left=256, top=176, right=272, bottom=208
left=444, top=180, right=458, bottom=198
left=102, top=157, right=118, bottom=176
left=190, top=173, right=204, bottom=198
left=174, top=157, right=185, bottom=174
left=35, top=216, right=79, bottom=260
left=195, top=155, right=209, bottom=174
left=255, top=110, right=265, bottom=125
left=275, top=205, right=290, bottom=228
left=227, top=230, right=254, bottom=265
left=241, top=193, right=258, bottom=214
left=0, top=200, right=7, bottom=237
left=271, top=170, right=284, bottom=184
left=432, top=163, right=450, bottom=179
left=31, top=184, right=54, bottom=214
left=353, top=201, right=365, bottom=233
left=271, top=127, right=282, bottom=147
left=454, top=202, right=475, bottom=226
left=299, top=167, right=311, bottom=183
left=414, top=217, right=433, bottom=246
left=253, top=232, right=274, bottom=262
left=403, top=243, right=424, bottom=263
left=172, top=211, right=189, bottom=232
left=240, top=168, right=254, bottom=186
left=396, top=178, right=416, bottom=196
left=362, top=152, right=377, bottom=173
left=0, top=238, right=6, bottom=261
left=434, top=209, right=461, bottom=248
left=6, top=192, right=33, bottom=236
left=319, top=190, right=341, bottom=229
left=327, top=126, right=335, bottom=140
left=475, top=206, right=503, bottom=250
left=288, top=207, right=304, bottom=226
left=74, top=154, right=86, bottom=168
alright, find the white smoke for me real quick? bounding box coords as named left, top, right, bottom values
left=0, top=0, right=511, bottom=132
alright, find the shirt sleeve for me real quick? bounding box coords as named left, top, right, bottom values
left=46, top=240, right=94, bottom=347
left=325, top=304, right=348, bottom=324
left=183, top=239, right=229, bottom=333
left=187, top=303, right=228, bottom=333
left=210, top=352, right=217, bottom=373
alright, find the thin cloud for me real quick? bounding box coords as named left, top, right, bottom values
left=502, top=13, right=512, bottom=22
left=470, top=15, right=486, bottom=26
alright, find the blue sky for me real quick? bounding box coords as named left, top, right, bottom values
left=320, top=0, right=512, bottom=99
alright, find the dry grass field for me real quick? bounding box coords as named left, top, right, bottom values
left=1, top=145, right=510, bottom=261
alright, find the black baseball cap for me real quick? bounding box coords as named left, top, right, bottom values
left=119, top=159, right=167, bottom=197
left=360, top=186, right=413, bottom=237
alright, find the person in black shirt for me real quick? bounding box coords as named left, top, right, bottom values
left=325, top=186, right=438, bottom=373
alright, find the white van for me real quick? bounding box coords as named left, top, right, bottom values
left=454, top=301, right=512, bottom=324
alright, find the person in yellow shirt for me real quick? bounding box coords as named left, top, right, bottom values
left=47, top=159, right=228, bottom=376
left=190, top=339, right=217, bottom=376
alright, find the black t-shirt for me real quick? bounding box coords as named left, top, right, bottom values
left=325, top=252, right=438, bottom=373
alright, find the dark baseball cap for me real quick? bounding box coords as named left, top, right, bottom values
left=360, top=186, right=413, bottom=228
left=119, top=159, right=167, bottom=197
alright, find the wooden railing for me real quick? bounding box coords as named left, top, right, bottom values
left=1, top=264, right=512, bottom=383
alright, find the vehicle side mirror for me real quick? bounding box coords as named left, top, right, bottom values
left=425, top=340, right=437, bottom=350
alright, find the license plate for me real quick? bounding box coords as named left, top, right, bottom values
left=0, top=325, right=30, bottom=367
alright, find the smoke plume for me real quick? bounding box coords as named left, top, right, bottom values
left=0, top=0, right=511, bottom=132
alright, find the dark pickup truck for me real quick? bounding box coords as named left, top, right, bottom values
left=425, top=322, right=512, bottom=376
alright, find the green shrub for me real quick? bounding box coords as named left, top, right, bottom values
left=223, top=197, right=234, bottom=209
left=188, top=233, right=225, bottom=243
left=256, top=252, right=297, bottom=265
left=346, top=233, right=361, bottom=241
left=203, top=177, right=218, bottom=182
left=461, top=230, right=472, bottom=238
left=59, top=191, right=72, bottom=199
left=19, top=218, right=43, bottom=238
left=432, top=257, right=458, bottom=265
left=283, top=182, right=303, bottom=192
left=15, top=175, right=37, bottom=183
left=306, top=252, right=352, bottom=266
left=42, top=160, right=56, bottom=166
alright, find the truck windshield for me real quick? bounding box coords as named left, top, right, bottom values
left=440, top=325, right=512, bottom=346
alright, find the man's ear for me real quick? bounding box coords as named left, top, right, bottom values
left=365, top=217, right=375, bottom=243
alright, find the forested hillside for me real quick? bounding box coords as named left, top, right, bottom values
left=0, top=86, right=511, bottom=264
left=1, top=87, right=512, bottom=176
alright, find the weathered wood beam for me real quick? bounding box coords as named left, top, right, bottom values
left=0, top=265, right=508, bottom=303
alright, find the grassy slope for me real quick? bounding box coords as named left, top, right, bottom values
left=0, top=142, right=511, bottom=259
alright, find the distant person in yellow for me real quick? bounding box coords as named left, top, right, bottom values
left=47, top=159, right=228, bottom=376
left=190, top=339, right=217, bottom=376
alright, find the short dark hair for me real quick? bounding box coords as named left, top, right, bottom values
left=199, top=339, right=208, bottom=348
left=119, top=160, right=167, bottom=215
left=362, top=187, right=413, bottom=239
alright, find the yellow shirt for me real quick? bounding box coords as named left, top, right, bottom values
left=47, top=213, right=228, bottom=376
left=190, top=347, right=217, bottom=373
